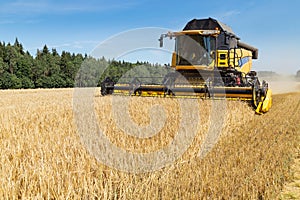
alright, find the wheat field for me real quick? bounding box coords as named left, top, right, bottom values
left=0, top=88, right=299, bottom=199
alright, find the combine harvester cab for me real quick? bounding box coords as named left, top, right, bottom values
left=101, top=18, right=272, bottom=114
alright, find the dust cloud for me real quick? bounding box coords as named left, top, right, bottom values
left=267, top=81, right=300, bottom=94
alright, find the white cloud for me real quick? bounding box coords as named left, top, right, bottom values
left=216, top=10, right=241, bottom=21
left=0, top=0, right=142, bottom=14
left=0, top=0, right=47, bottom=14
left=27, top=40, right=100, bottom=55
left=55, top=40, right=100, bottom=49
left=0, top=20, right=16, bottom=24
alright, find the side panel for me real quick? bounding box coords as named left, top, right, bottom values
left=216, top=48, right=253, bottom=74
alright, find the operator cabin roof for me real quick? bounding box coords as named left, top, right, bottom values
left=183, top=18, right=237, bottom=38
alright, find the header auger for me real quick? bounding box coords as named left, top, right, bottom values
left=101, top=18, right=272, bottom=114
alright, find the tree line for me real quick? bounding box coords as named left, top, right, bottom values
left=0, top=39, right=168, bottom=89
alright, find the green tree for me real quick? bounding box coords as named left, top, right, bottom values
left=15, top=52, right=35, bottom=88
left=0, top=72, right=22, bottom=89
left=76, top=57, right=106, bottom=87
left=14, top=38, right=25, bottom=55
left=4, top=43, right=18, bottom=74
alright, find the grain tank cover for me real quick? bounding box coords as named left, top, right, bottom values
left=183, top=18, right=238, bottom=39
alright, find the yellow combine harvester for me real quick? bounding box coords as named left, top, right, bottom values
left=101, top=18, right=272, bottom=114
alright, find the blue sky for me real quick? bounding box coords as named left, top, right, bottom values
left=0, top=0, right=299, bottom=74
